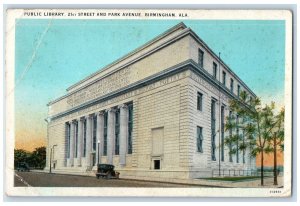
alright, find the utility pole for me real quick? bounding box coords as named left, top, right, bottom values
left=49, top=144, right=57, bottom=173
left=49, top=148, right=52, bottom=173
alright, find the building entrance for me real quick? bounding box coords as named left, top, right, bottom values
left=151, top=127, right=164, bottom=170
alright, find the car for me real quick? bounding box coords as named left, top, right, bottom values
left=95, top=164, right=120, bottom=179
left=16, top=162, right=30, bottom=172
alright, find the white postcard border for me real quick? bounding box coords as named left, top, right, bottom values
left=5, top=9, right=293, bottom=197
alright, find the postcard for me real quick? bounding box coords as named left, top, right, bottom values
left=5, top=9, right=292, bottom=197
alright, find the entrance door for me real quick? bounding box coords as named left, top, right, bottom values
left=151, top=127, right=164, bottom=169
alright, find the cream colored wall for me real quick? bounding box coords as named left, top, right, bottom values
left=46, top=30, right=256, bottom=177
left=189, top=36, right=252, bottom=98
left=178, top=82, right=193, bottom=168
left=47, top=70, right=190, bottom=171
left=188, top=35, right=255, bottom=173
left=187, top=71, right=253, bottom=173
left=49, top=35, right=190, bottom=117
left=136, top=84, right=181, bottom=170
left=47, top=122, right=67, bottom=168
left=46, top=68, right=255, bottom=178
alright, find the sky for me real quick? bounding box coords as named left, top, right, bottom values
left=14, top=19, right=285, bottom=151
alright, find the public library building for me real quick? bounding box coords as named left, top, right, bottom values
left=45, top=22, right=256, bottom=180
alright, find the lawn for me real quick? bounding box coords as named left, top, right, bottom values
left=201, top=176, right=263, bottom=181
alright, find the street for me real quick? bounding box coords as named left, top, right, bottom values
left=14, top=171, right=204, bottom=187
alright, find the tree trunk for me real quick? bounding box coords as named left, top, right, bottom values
left=261, top=150, right=264, bottom=186
left=274, top=138, right=278, bottom=185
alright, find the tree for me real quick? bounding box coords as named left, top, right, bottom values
left=265, top=108, right=284, bottom=185
left=14, top=146, right=46, bottom=169
left=14, top=149, right=30, bottom=168
left=30, top=146, right=46, bottom=169
left=224, top=91, right=280, bottom=186
left=34, top=146, right=46, bottom=169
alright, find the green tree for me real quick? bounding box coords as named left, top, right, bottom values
left=14, top=146, right=46, bottom=169
left=14, top=149, right=30, bottom=168
left=30, top=146, right=46, bottom=169
left=265, top=108, right=284, bottom=185
left=224, top=91, right=281, bottom=186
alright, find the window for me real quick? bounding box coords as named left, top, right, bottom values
left=236, top=115, right=239, bottom=163
left=237, top=85, right=241, bottom=97
left=211, top=99, right=216, bottom=161
left=103, top=112, right=108, bottom=156
left=115, top=109, right=120, bottom=155
left=221, top=106, right=225, bottom=161
left=213, top=62, right=217, bottom=79
left=128, top=103, right=133, bottom=154
left=66, top=123, right=71, bottom=158
left=230, top=78, right=234, bottom=93
left=197, top=126, right=203, bottom=153
left=83, top=119, right=86, bottom=157
left=197, top=92, right=203, bottom=111
left=75, top=122, right=78, bottom=158
left=250, top=96, right=253, bottom=103
left=93, top=115, right=97, bottom=151
left=198, top=49, right=204, bottom=68
left=229, top=111, right=233, bottom=162
left=222, top=71, right=226, bottom=85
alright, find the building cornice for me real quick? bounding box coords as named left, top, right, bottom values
left=49, top=60, right=191, bottom=121
left=48, top=60, right=256, bottom=122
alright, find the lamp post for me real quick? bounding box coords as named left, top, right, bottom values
left=49, top=144, right=57, bottom=174
left=97, top=140, right=100, bottom=165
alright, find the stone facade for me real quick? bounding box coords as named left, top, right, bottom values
left=45, top=22, right=256, bottom=180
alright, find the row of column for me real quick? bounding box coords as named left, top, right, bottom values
left=67, top=104, right=129, bottom=168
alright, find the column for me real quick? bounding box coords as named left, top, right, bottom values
left=96, top=112, right=104, bottom=165
left=77, top=118, right=83, bottom=166
left=119, top=104, right=128, bottom=166
left=69, top=121, right=75, bottom=167
left=107, top=108, right=116, bottom=165
left=85, top=115, right=93, bottom=167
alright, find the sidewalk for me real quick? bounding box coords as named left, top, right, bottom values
left=191, top=176, right=283, bottom=188
left=111, top=175, right=283, bottom=188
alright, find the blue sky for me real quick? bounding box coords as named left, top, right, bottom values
left=14, top=19, right=285, bottom=150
